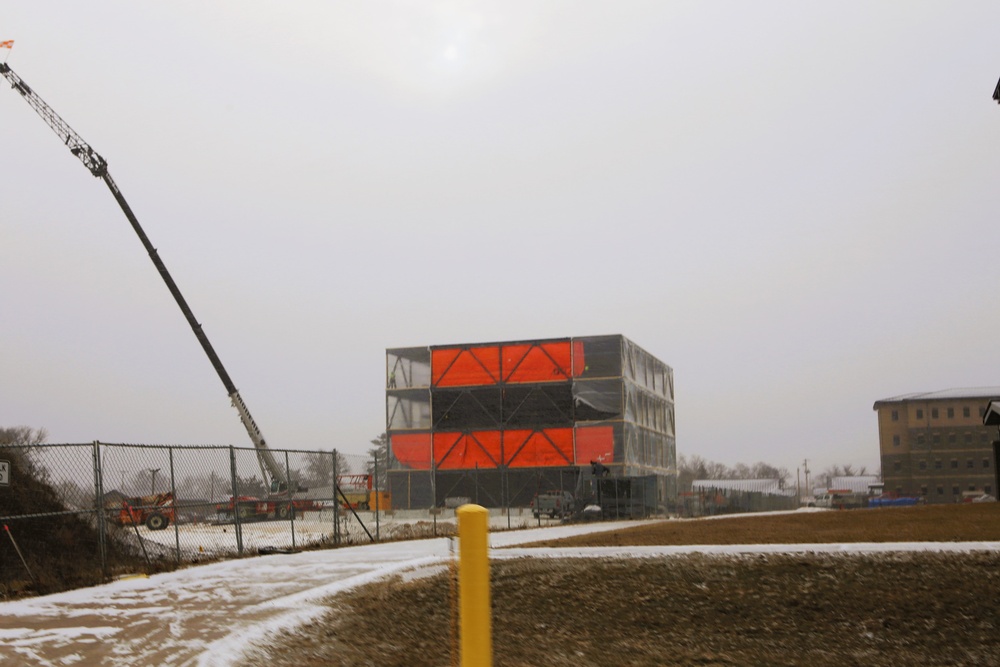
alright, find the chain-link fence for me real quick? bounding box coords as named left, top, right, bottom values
left=0, top=442, right=384, bottom=596
left=676, top=487, right=798, bottom=517
left=0, top=442, right=664, bottom=598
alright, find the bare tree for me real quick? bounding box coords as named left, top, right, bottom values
left=0, top=425, right=50, bottom=482
left=303, top=450, right=351, bottom=487
left=678, top=453, right=791, bottom=489
left=0, top=426, right=48, bottom=446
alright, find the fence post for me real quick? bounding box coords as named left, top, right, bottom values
left=535, top=469, right=541, bottom=526
left=229, top=446, right=243, bottom=555
left=169, top=447, right=180, bottom=565
left=91, top=441, right=108, bottom=579
left=504, top=465, right=510, bottom=530
left=285, top=450, right=296, bottom=550
left=332, top=449, right=340, bottom=546
left=374, top=452, right=380, bottom=542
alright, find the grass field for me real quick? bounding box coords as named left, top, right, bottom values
left=251, top=504, right=1000, bottom=666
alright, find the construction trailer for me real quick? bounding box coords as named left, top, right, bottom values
left=385, top=334, right=676, bottom=511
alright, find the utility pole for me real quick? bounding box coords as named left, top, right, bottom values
left=802, top=459, right=810, bottom=497
left=148, top=468, right=161, bottom=494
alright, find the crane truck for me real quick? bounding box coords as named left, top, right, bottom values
left=0, top=61, right=287, bottom=489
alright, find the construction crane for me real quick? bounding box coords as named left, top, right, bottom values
left=0, top=62, right=286, bottom=488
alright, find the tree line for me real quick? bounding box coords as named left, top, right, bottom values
left=678, top=454, right=871, bottom=493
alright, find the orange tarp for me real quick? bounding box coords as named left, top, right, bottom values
left=432, top=346, right=501, bottom=387
left=574, top=425, right=615, bottom=464
left=392, top=425, right=613, bottom=471
left=572, top=340, right=586, bottom=376
left=434, top=431, right=503, bottom=470
left=502, top=342, right=572, bottom=384
left=503, top=428, right=574, bottom=467
left=391, top=433, right=432, bottom=469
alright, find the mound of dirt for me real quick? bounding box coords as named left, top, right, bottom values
left=0, top=447, right=149, bottom=597
left=252, top=505, right=1000, bottom=667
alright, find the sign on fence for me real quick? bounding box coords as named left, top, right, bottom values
left=0, top=459, right=9, bottom=486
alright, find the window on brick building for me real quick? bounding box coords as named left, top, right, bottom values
left=921, top=485, right=928, bottom=496
left=932, top=408, right=939, bottom=419
left=984, top=459, right=991, bottom=469
left=933, top=433, right=941, bottom=444
left=947, top=407, right=954, bottom=418
left=953, top=486, right=960, bottom=495
left=937, top=486, right=944, bottom=495
left=964, top=407, right=971, bottom=418
left=969, top=485, right=977, bottom=492
left=965, top=433, right=973, bottom=444
left=919, top=460, right=927, bottom=470
left=891, top=410, right=898, bottom=421
left=987, top=485, right=993, bottom=495
left=893, top=461, right=902, bottom=472
left=917, top=434, right=925, bottom=445
left=948, top=433, right=956, bottom=444
left=892, top=435, right=900, bottom=447
left=917, top=409, right=924, bottom=419
left=934, top=460, right=942, bottom=469
left=951, top=459, right=958, bottom=469
left=967, top=459, right=975, bottom=469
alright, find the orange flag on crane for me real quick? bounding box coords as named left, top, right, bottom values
left=0, top=40, right=13, bottom=49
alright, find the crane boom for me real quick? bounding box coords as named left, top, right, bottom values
left=1, top=62, right=286, bottom=486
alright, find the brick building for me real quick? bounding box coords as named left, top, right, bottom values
left=873, top=388, right=1000, bottom=502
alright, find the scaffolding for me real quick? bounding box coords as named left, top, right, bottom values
left=385, top=335, right=676, bottom=509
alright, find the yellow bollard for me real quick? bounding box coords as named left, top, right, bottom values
left=456, top=504, right=492, bottom=667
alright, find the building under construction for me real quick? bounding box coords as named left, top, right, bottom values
left=385, top=335, right=676, bottom=510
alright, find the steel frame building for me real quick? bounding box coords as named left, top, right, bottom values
left=385, top=334, right=676, bottom=510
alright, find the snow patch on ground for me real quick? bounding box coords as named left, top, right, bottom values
left=3, top=517, right=998, bottom=667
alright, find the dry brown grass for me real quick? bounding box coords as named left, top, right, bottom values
left=251, top=505, right=1000, bottom=667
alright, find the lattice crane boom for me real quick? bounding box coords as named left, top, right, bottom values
left=1, top=62, right=286, bottom=486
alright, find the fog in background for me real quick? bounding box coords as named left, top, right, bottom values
left=2, top=2, right=999, bottom=476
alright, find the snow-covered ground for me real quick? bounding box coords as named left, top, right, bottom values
left=132, top=508, right=559, bottom=558
left=2, top=516, right=999, bottom=666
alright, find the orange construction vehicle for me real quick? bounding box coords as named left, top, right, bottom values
left=118, top=492, right=175, bottom=531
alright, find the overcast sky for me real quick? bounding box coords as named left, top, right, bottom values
left=2, top=2, right=999, bottom=477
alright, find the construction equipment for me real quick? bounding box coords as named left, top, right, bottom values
left=213, top=473, right=384, bottom=522
left=0, top=61, right=285, bottom=487
left=117, top=492, right=175, bottom=531
left=213, top=494, right=319, bottom=523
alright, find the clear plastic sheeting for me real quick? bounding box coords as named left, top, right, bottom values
left=385, top=334, right=676, bottom=510
left=386, top=347, right=431, bottom=389
left=386, top=391, right=431, bottom=430
left=574, top=335, right=623, bottom=379
left=572, top=379, right=623, bottom=422
left=624, top=383, right=674, bottom=436
left=622, top=336, right=673, bottom=400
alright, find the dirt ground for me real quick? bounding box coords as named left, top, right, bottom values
left=252, top=505, right=1000, bottom=666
